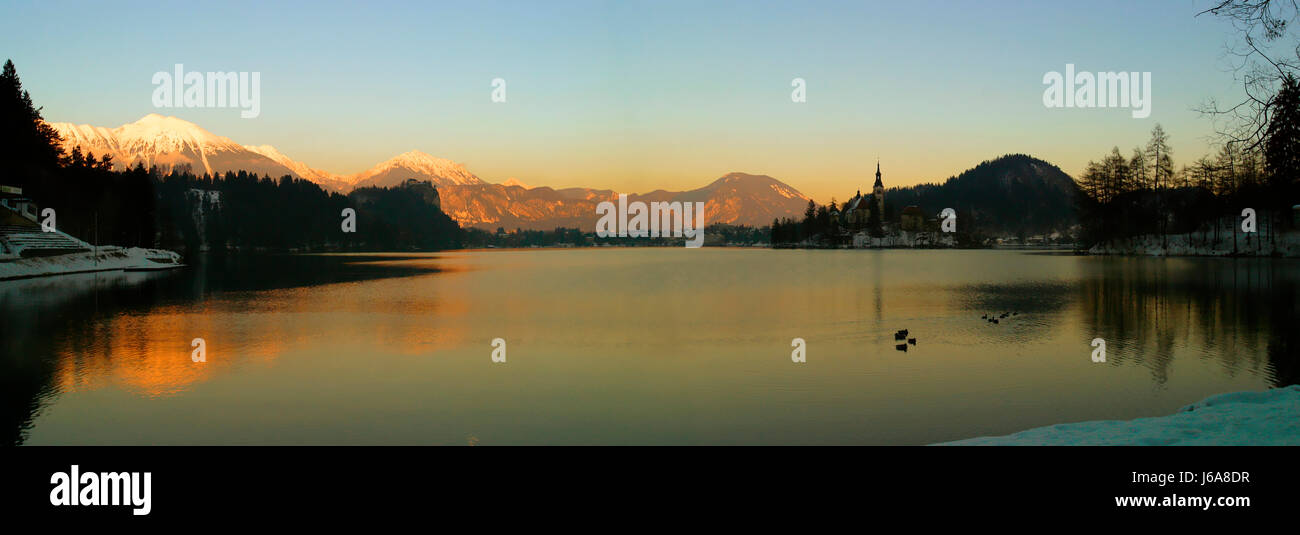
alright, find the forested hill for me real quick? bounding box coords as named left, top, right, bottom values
left=21, top=161, right=463, bottom=255
left=886, top=154, right=1079, bottom=236
left=152, top=171, right=462, bottom=253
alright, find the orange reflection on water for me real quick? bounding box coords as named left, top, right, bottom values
left=54, top=309, right=224, bottom=397
left=49, top=268, right=473, bottom=397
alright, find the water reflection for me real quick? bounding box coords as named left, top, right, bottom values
left=0, top=254, right=441, bottom=445
left=2, top=249, right=1297, bottom=445
left=1077, top=257, right=1297, bottom=388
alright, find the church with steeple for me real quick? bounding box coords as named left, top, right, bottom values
left=872, top=161, right=884, bottom=216
left=841, top=161, right=885, bottom=229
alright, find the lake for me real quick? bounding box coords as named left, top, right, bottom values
left=2, top=248, right=1296, bottom=445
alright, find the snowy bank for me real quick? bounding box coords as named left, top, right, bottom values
left=1088, top=224, right=1300, bottom=257
left=0, top=246, right=183, bottom=281
left=939, top=386, right=1300, bottom=446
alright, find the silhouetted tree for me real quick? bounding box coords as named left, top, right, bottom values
left=0, top=59, right=64, bottom=184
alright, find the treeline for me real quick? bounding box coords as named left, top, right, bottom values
left=154, top=170, right=461, bottom=253
left=462, top=223, right=770, bottom=248
left=769, top=201, right=985, bottom=247
left=18, top=148, right=157, bottom=249
left=1077, top=2, right=1300, bottom=251
left=463, top=227, right=588, bottom=248
left=770, top=198, right=881, bottom=246
left=705, top=223, right=769, bottom=245
left=1077, top=111, right=1298, bottom=249
left=30, top=162, right=463, bottom=254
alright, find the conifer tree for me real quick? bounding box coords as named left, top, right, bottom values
left=0, top=59, right=64, bottom=183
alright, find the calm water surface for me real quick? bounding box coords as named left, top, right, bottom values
left=2, top=249, right=1296, bottom=445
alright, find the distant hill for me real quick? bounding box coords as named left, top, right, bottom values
left=438, top=172, right=811, bottom=231
left=885, top=154, right=1078, bottom=235
left=348, top=150, right=486, bottom=190
left=684, top=172, right=812, bottom=227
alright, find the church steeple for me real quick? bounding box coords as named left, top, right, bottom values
left=872, top=160, right=884, bottom=217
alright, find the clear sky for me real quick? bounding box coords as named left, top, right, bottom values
left=1, top=0, right=1251, bottom=200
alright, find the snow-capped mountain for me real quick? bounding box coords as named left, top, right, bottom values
left=242, top=144, right=351, bottom=192
left=47, top=114, right=813, bottom=229
left=348, top=150, right=485, bottom=189
left=49, top=115, right=483, bottom=192
left=50, top=114, right=307, bottom=184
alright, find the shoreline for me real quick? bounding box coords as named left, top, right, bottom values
left=0, top=247, right=183, bottom=281
left=1086, top=229, right=1300, bottom=258
left=938, top=386, right=1300, bottom=446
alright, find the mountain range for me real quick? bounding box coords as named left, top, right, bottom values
left=437, top=172, right=810, bottom=230
left=48, top=114, right=812, bottom=230
left=49, top=114, right=483, bottom=192
left=48, top=115, right=1079, bottom=233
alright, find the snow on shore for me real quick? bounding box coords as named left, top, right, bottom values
left=0, top=247, right=182, bottom=281
left=939, top=386, right=1300, bottom=446
left=1088, top=224, right=1300, bottom=257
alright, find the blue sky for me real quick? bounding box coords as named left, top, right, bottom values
left=1, top=0, right=1251, bottom=200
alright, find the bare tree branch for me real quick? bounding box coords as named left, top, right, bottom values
left=1196, top=0, right=1300, bottom=150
